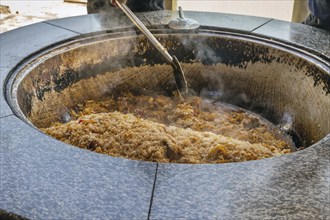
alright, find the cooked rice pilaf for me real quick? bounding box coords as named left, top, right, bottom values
left=42, top=95, right=292, bottom=163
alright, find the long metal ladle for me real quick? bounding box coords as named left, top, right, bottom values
left=115, top=0, right=188, bottom=95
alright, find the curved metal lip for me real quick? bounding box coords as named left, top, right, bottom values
left=5, top=27, right=330, bottom=146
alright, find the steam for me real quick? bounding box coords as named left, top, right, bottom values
left=199, top=72, right=225, bottom=101
left=278, top=112, right=294, bottom=132
left=180, top=35, right=222, bottom=64
left=88, top=8, right=141, bottom=86
left=277, top=112, right=303, bottom=149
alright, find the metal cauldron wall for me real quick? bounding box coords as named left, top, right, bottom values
left=7, top=29, right=330, bottom=149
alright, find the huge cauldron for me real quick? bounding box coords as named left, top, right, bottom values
left=1, top=11, right=329, bottom=219
left=7, top=29, right=330, bottom=149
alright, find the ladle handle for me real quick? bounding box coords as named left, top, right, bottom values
left=115, top=1, right=173, bottom=63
